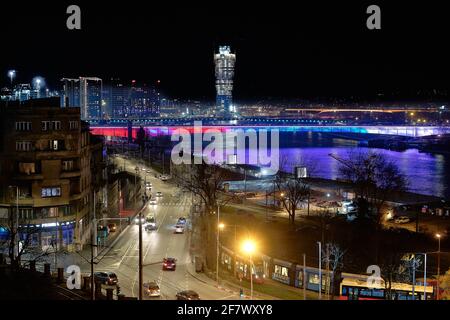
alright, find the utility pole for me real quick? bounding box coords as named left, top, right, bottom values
left=216, top=205, right=220, bottom=287
left=303, top=253, right=306, bottom=300
left=138, top=208, right=143, bottom=300
left=318, top=241, right=322, bottom=300
left=412, top=255, right=416, bottom=300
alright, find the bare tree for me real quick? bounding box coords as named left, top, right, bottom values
left=275, top=157, right=313, bottom=225
left=322, top=243, right=346, bottom=299
left=172, top=160, right=236, bottom=270
left=334, top=151, right=408, bottom=226
left=0, top=208, right=40, bottom=271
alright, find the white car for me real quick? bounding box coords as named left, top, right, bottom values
left=394, top=216, right=410, bottom=224
left=160, top=175, right=169, bottom=181
left=149, top=199, right=157, bottom=205
left=156, top=192, right=163, bottom=197
left=174, top=225, right=184, bottom=234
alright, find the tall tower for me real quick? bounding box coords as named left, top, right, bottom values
left=214, top=46, right=236, bottom=116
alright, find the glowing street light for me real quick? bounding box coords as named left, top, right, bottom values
left=218, top=223, right=225, bottom=230
left=436, top=233, right=442, bottom=300
left=241, top=239, right=256, bottom=300
left=8, top=70, right=16, bottom=87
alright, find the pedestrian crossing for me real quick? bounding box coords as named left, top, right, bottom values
left=156, top=200, right=194, bottom=206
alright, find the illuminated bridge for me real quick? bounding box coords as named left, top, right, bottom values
left=90, top=124, right=450, bottom=139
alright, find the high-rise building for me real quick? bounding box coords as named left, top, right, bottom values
left=214, top=46, right=236, bottom=116
left=79, top=77, right=102, bottom=120
left=129, top=83, right=160, bottom=118
left=60, top=78, right=80, bottom=107
left=109, top=78, right=129, bottom=118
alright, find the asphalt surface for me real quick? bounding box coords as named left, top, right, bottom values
left=82, top=156, right=242, bottom=300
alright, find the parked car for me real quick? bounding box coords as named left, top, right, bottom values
left=176, top=290, right=200, bottom=300
left=163, top=258, right=176, bottom=270
left=149, top=199, right=157, bottom=205
left=160, top=175, right=169, bottom=181
left=94, top=272, right=118, bottom=285
left=156, top=192, right=163, bottom=197
left=143, top=281, right=160, bottom=297
left=174, top=225, right=184, bottom=234
left=394, top=216, right=411, bottom=224
left=108, top=223, right=117, bottom=232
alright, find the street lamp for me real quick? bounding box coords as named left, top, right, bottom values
left=8, top=186, right=19, bottom=260
left=436, top=233, right=442, bottom=300
left=242, top=239, right=256, bottom=300
left=217, top=219, right=224, bottom=287
left=8, top=70, right=16, bottom=88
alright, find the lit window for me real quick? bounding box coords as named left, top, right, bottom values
left=41, top=187, right=61, bottom=198
left=16, top=141, right=32, bottom=151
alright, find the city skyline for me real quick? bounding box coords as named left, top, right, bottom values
left=2, top=2, right=450, bottom=101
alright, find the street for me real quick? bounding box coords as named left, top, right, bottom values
left=80, top=156, right=243, bottom=300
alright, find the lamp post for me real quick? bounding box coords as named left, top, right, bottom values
left=8, top=186, right=19, bottom=260
left=8, top=70, right=16, bottom=89
left=436, top=233, right=441, bottom=300
left=242, top=239, right=256, bottom=300
left=317, top=241, right=322, bottom=300
left=135, top=166, right=139, bottom=207
left=216, top=212, right=224, bottom=287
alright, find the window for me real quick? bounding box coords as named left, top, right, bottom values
left=15, top=122, right=32, bottom=131
left=41, top=121, right=51, bottom=131
left=16, top=141, right=32, bottom=151
left=274, top=265, right=289, bottom=277
left=62, top=160, right=74, bottom=171
left=49, top=140, right=64, bottom=151
left=19, top=208, right=34, bottom=220
left=41, top=187, right=61, bottom=198
left=69, top=121, right=79, bottom=130
left=52, top=121, right=61, bottom=130
left=40, top=207, right=59, bottom=218
left=18, top=162, right=36, bottom=175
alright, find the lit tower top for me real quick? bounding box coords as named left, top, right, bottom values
left=214, top=46, right=236, bottom=115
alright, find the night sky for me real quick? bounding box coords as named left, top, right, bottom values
left=1, top=1, right=450, bottom=101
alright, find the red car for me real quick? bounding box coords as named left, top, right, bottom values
left=163, top=258, right=176, bottom=271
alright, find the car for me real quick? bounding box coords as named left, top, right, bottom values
left=160, top=175, right=169, bottom=181
left=163, top=258, right=177, bottom=270
left=174, top=225, right=184, bottom=234
left=177, top=217, right=187, bottom=225
left=176, top=290, right=200, bottom=300
left=143, top=281, right=160, bottom=297
left=156, top=192, right=163, bottom=197
left=145, top=216, right=157, bottom=230
left=108, top=223, right=117, bottom=232
left=94, top=272, right=118, bottom=286
left=135, top=216, right=146, bottom=225
left=146, top=169, right=151, bottom=173
left=149, top=199, right=157, bottom=205
left=394, top=216, right=411, bottom=224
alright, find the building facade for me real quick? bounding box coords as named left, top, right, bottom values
left=79, top=77, right=103, bottom=120
left=0, top=98, right=95, bottom=252
left=60, top=78, right=80, bottom=108
left=214, top=46, right=236, bottom=116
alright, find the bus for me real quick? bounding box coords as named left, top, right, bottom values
left=339, top=272, right=434, bottom=300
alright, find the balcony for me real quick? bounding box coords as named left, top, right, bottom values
left=13, top=173, right=44, bottom=181
left=60, top=170, right=81, bottom=179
